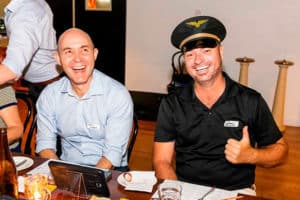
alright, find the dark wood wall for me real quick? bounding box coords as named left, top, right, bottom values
left=46, top=0, right=126, bottom=83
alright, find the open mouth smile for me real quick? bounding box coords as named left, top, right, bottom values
left=195, top=65, right=209, bottom=71
left=72, top=65, right=86, bottom=71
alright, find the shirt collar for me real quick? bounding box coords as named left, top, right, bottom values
left=60, top=69, right=104, bottom=99
left=177, top=71, right=237, bottom=102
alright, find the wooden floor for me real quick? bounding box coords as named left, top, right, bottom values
left=129, top=121, right=300, bottom=200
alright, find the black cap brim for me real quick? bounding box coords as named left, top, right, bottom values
left=182, top=38, right=219, bottom=52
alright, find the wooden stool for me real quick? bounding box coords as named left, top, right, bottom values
left=272, top=59, right=293, bottom=132
left=236, top=57, right=255, bottom=86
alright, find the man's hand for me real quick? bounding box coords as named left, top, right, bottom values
left=39, top=148, right=59, bottom=160
left=224, top=126, right=256, bottom=164
left=96, top=156, right=113, bottom=170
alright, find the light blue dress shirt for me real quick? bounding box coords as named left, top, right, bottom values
left=3, top=0, right=60, bottom=82
left=36, top=69, right=134, bottom=167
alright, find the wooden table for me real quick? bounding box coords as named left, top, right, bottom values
left=14, top=153, right=153, bottom=200
left=14, top=153, right=271, bottom=200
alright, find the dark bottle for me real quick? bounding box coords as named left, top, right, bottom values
left=0, top=128, right=18, bottom=199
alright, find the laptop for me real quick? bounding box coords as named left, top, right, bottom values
left=48, top=160, right=111, bottom=197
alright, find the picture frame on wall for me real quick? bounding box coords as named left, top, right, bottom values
left=85, top=0, right=112, bottom=11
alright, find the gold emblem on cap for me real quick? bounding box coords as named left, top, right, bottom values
left=186, top=19, right=208, bottom=28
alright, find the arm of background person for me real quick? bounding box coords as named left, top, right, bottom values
left=153, top=141, right=177, bottom=180
left=0, top=104, right=23, bottom=144
left=0, top=64, right=17, bottom=85
left=0, top=16, right=41, bottom=85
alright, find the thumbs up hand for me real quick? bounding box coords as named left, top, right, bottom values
left=225, top=126, right=256, bottom=164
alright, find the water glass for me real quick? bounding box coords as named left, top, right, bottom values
left=158, top=181, right=182, bottom=200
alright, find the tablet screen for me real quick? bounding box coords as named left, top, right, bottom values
left=48, top=160, right=111, bottom=197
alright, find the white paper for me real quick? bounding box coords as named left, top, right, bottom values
left=125, top=183, right=154, bottom=193
left=152, top=180, right=241, bottom=200
left=26, top=159, right=52, bottom=178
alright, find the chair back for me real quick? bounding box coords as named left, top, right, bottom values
left=16, top=91, right=36, bottom=155
left=127, top=113, right=139, bottom=163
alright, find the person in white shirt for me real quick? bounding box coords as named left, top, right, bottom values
left=0, top=0, right=62, bottom=99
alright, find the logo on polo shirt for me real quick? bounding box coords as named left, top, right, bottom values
left=224, top=120, right=239, bottom=127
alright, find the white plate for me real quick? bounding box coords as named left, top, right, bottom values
left=117, top=171, right=157, bottom=187
left=13, top=156, right=34, bottom=171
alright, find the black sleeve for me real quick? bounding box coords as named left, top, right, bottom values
left=253, top=95, right=283, bottom=147
left=154, top=96, right=177, bottom=142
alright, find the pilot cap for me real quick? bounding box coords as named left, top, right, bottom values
left=171, top=16, right=226, bottom=52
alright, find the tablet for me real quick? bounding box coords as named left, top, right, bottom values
left=48, top=160, right=111, bottom=197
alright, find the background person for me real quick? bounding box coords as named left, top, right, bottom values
left=0, top=0, right=62, bottom=99
left=153, top=15, right=288, bottom=194
left=0, top=84, right=23, bottom=151
left=35, top=28, right=133, bottom=171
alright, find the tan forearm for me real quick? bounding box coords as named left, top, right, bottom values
left=7, top=126, right=23, bottom=145
left=0, top=64, right=17, bottom=84
left=96, top=156, right=113, bottom=170
left=0, top=105, right=23, bottom=145
left=38, top=149, right=59, bottom=160
left=154, top=160, right=177, bottom=180
left=251, top=138, right=288, bottom=167
left=153, top=141, right=177, bottom=180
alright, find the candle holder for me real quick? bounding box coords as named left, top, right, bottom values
left=24, top=174, right=51, bottom=200
left=236, top=57, right=255, bottom=86
left=272, top=59, right=294, bottom=132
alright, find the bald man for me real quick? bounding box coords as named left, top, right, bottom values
left=36, top=28, right=133, bottom=171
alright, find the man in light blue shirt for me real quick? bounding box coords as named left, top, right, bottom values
left=0, top=0, right=61, bottom=98
left=36, top=28, right=133, bottom=170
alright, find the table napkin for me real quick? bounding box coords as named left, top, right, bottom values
left=119, top=171, right=157, bottom=193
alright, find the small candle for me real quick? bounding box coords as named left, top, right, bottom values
left=24, top=174, right=51, bottom=200
left=33, top=191, right=42, bottom=199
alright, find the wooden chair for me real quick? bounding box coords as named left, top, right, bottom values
left=15, top=90, right=37, bottom=155
left=127, top=112, right=139, bottom=163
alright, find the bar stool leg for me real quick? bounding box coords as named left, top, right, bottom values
left=272, top=59, right=293, bottom=132
left=236, top=57, right=255, bottom=86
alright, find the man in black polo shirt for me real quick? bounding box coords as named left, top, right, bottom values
left=153, top=16, right=288, bottom=194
